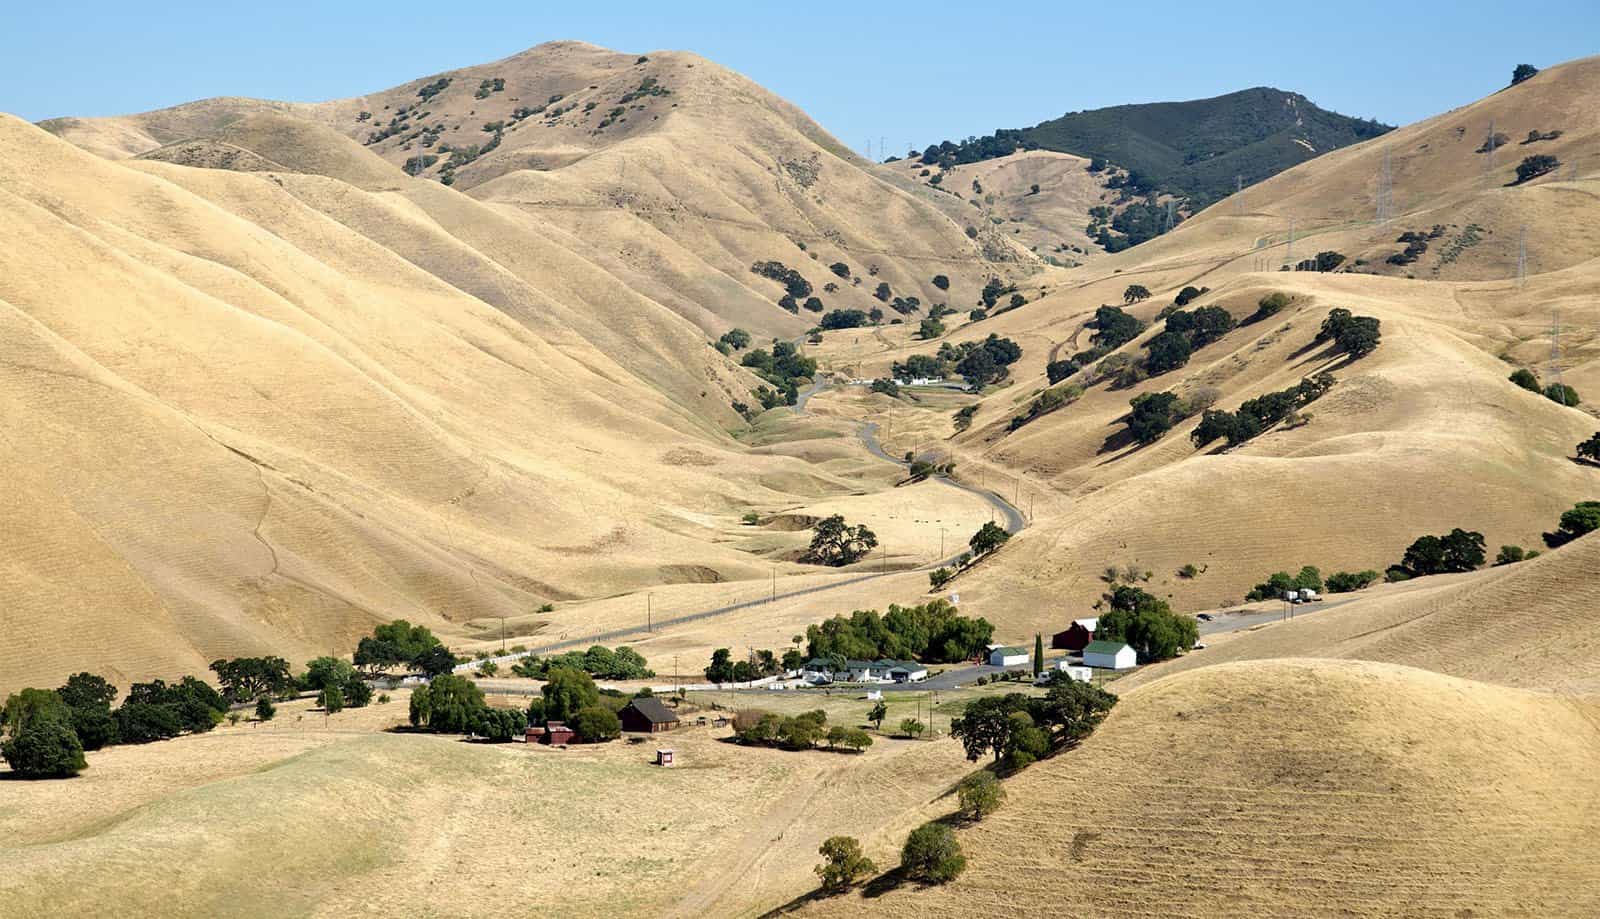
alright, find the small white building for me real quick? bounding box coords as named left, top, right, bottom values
left=1082, top=640, right=1137, bottom=671
left=889, top=663, right=928, bottom=683
left=988, top=646, right=1030, bottom=667
left=1054, top=662, right=1093, bottom=682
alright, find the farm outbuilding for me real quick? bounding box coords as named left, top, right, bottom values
left=620, top=697, right=680, bottom=733
left=1082, top=640, right=1137, bottom=671
left=988, top=646, right=1030, bottom=667
left=1051, top=618, right=1098, bottom=651
left=541, top=721, right=576, bottom=745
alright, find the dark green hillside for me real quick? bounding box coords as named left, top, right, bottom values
left=918, top=88, right=1391, bottom=208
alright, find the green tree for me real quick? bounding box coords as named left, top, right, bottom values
left=409, top=674, right=487, bottom=733
left=901, top=822, right=966, bottom=883
left=1543, top=383, right=1581, bottom=407
left=1030, top=678, right=1118, bottom=743
left=718, top=328, right=752, bottom=350
left=571, top=705, right=621, bottom=743
left=1123, top=284, right=1151, bottom=304
left=1558, top=501, right=1600, bottom=541
left=542, top=667, right=601, bottom=723
left=1577, top=432, right=1600, bottom=464
left=950, top=694, right=1033, bottom=762
left=815, top=836, right=876, bottom=891
left=704, top=648, right=735, bottom=683
left=899, top=718, right=926, bottom=739
left=1510, top=368, right=1541, bottom=392
left=868, top=700, right=888, bottom=730
left=932, top=274, right=950, bottom=290
left=113, top=702, right=183, bottom=744
left=317, top=685, right=345, bottom=714
left=57, top=672, right=118, bottom=751
left=918, top=318, right=945, bottom=340
left=1033, top=634, right=1044, bottom=676
left=343, top=676, right=373, bottom=708
left=1143, top=329, right=1192, bottom=374
left=255, top=698, right=276, bottom=722
left=1325, top=570, right=1380, bottom=593
left=1401, top=528, right=1487, bottom=576
left=303, top=656, right=355, bottom=693
left=209, top=657, right=293, bottom=702
left=969, top=522, right=1010, bottom=556
left=2, top=690, right=86, bottom=778
left=416, top=645, right=459, bottom=679
left=1127, top=391, right=1183, bottom=445
left=957, top=771, right=1006, bottom=820
left=1495, top=545, right=1527, bottom=565
left=929, top=567, right=954, bottom=591
left=354, top=620, right=445, bottom=674
left=1252, top=291, right=1290, bottom=321
left=803, top=515, right=879, bottom=566
left=1514, top=154, right=1560, bottom=184
left=1046, top=359, right=1079, bottom=385
left=1511, top=64, right=1539, bottom=86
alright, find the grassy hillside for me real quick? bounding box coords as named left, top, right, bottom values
left=804, top=659, right=1600, bottom=918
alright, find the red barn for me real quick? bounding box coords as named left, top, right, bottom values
left=542, top=721, right=576, bottom=745
left=1051, top=618, right=1099, bottom=651
left=620, top=697, right=680, bottom=734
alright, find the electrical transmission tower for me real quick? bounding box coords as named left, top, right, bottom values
left=1235, top=175, right=1244, bottom=215
left=1516, top=224, right=1528, bottom=287
left=1376, top=149, right=1394, bottom=226
left=1483, top=119, right=1497, bottom=186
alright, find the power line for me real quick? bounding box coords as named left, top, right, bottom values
left=1551, top=309, right=1563, bottom=388
left=1375, top=148, right=1394, bottom=226
left=1516, top=224, right=1528, bottom=287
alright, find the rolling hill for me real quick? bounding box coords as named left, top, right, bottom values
left=803, top=658, right=1600, bottom=919
left=816, top=55, right=1600, bottom=642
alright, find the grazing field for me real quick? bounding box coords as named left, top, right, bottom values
left=0, top=692, right=974, bottom=919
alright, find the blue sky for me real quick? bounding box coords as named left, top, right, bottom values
left=9, top=2, right=1597, bottom=157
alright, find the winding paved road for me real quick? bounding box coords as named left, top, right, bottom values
left=457, top=381, right=1026, bottom=670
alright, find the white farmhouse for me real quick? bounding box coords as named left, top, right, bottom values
left=1082, top=640, right=1136, bottom=671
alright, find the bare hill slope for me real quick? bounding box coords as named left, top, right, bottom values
left=0, top=110, right=921, bottom=688
left=42, top=41, right=1024, bottom=341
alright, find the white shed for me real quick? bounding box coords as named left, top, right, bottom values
left=988, top=646, right=1030, bottom=667
left=1082, top=640, right=1136, bottom=671
left=1053, top=662, right=1093, bottom=682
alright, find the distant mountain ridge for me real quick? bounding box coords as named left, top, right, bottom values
left=918, top=87, right=1392, bottom=207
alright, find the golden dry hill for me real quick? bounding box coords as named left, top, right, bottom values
left=804, top=56, right=1600, bottom=640
left=802, top=658, right=1600, bottom=919
left=42, top=41, right=1026, bottom=341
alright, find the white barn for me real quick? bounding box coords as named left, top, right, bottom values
left=1082, top=640, right=1136, bottom=671
left=988, top=646, right=1030, bottom=667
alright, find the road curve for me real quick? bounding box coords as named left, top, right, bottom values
left=457, top=382, right=1029, bottom=670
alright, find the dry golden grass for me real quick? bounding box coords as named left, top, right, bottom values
left=805, top=658, right=1600, bottom=919
left=1121, top=531, right=1600, bottom=694
left=0, top=690, right=974, bottom=919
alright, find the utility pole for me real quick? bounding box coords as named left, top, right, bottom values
left=500, top=617, right=506, bottom=653
left=1551, top=309, right=1563, bottom=388
left=939, top=527, right=945, bottom=558
left=1517, top=225, right=1528, bottom=288
left=1286, top=217, right=1296, bottom=269
left=1376, top=149, right=1393, bottom=226
left=647, top=592, right=653, bottom=633
left=771, top=568, right=776, bottom=601
left=673, top=654, right=679, bottom=696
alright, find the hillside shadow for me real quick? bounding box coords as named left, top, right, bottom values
left=1095, top=425, right=1140, bottom=459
